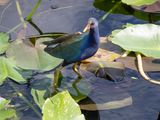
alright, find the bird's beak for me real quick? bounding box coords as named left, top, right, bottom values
left=83, top=23, right=90, bottom=32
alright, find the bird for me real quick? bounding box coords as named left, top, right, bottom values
left=43, top=18, right=100, bottom=79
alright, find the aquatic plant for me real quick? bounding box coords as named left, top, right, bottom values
left=122, top=0, right=158, bottom=6
left=0, top=97, right=17, bottom=120
left=6, top=36, right=63, bottom=71
left=0, top=57, right=26, bottom=85
left=0, top=33, right=9, bottom=54
left=94, top=0, right=160, bottom=22
left=110, top=24, right=160, bottom=85
left=42, top=91, right=85, bottom=120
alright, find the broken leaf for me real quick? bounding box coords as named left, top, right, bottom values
left=0, top=57, right=26, bottom=85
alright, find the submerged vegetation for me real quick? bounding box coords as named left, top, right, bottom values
left=0, top=0, right=160, bottom=120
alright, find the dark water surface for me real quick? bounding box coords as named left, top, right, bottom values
left=0, top=0, right=160, bottom=120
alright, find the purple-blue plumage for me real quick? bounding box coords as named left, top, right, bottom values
left=44, top=18, right=100, bottom=66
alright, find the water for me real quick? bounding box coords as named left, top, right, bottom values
left=0, top=0, right=160, bottom=120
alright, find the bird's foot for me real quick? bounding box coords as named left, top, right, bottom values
left=72, top=62, right=83, bottom=78
left=77, top=74, right=83, bottom=79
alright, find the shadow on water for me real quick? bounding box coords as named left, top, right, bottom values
left=0, top=80, right=41, bottom=120
left=79, top=97, right=100, bottom=120
left=152, top=59, right=160, bottom=64
left=158, top=113, right=160, bottom=120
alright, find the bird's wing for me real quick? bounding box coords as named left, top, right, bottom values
left=28, top=32, right=67, bottom=46
left=43, top=33, right=81, bottom=45
left=44, top=33, right=89, bottom=64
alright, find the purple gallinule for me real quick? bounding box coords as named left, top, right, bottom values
left=43, top=18, right=100, bottom=78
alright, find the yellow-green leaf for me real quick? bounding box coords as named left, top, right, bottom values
left=0, top=57, right=26, bottom=85
left=42, top=91, right=85, bottom=120
left=0, top=33, right=9, bottom=54
left=111, top=24, right=160, bottom=58
left=122, top=0, right=158, bottom=6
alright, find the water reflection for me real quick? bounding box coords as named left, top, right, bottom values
left=80, top=96, right=132, bottom=111
left=79, top=97, right=100, bottom=120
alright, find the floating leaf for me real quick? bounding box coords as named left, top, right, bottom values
left=0, top=97, right=17, bottom=120
left=0, top=33, right=9, bottom=54
left=111, top=24, right=160, bottom=58
left=108, top=23, right=134, bottom=40
left=42, top=91, right=85, bottom=120
left=122, top=0, right=158, bottom=6
left=0, top=57, right=26, bottom=85
left=94, top=0, right=130, bottom=15
left=6, top=38, right=63, bottom=71
left=31, top=90, right=47, bottom=109
left=94, top=0, right=160, bottom=21
left=131, top=1, right=160, bottom=13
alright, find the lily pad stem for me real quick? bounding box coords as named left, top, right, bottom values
left=99, top=1, right=121, bottom=23
left=121, top=50, right=130, bottom=57
left=7, top=23, right=22, bottom=34
left=136, top=52, right=160, bottom=85
left=15, top=0, right=27, bottom=29
left=25, top=0, right=42, bottom=21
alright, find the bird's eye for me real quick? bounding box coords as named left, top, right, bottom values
left=90, top=22, right=94, bottom=26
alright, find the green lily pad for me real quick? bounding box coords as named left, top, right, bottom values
left=94, top=0, right=160, bottom=21
left=0, top=33, right=9, bottom=54
left=122, top=0, right=158, bottom=6
left=94, top=0, right=130, bottom=15
left=31, top=89, right=48, bottom=109
left=0, top=57, right=26, bottom=85
left=108, top=23, right=134, bottom=40
left=42, top=91, right=85, bottom=120
left=111, top=24, right=160, bottom=58
left=0, top=97, right=17, bottom=120
left=6, top=38, right=63, bottom=71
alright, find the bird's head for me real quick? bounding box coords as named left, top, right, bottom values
left=83, top=18, right=98, bottom=32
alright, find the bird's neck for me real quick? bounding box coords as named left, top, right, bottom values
left=88, top=27, right=100, bottom=47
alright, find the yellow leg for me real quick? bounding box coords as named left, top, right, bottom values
left=72, top=62, right=82, bottom=78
